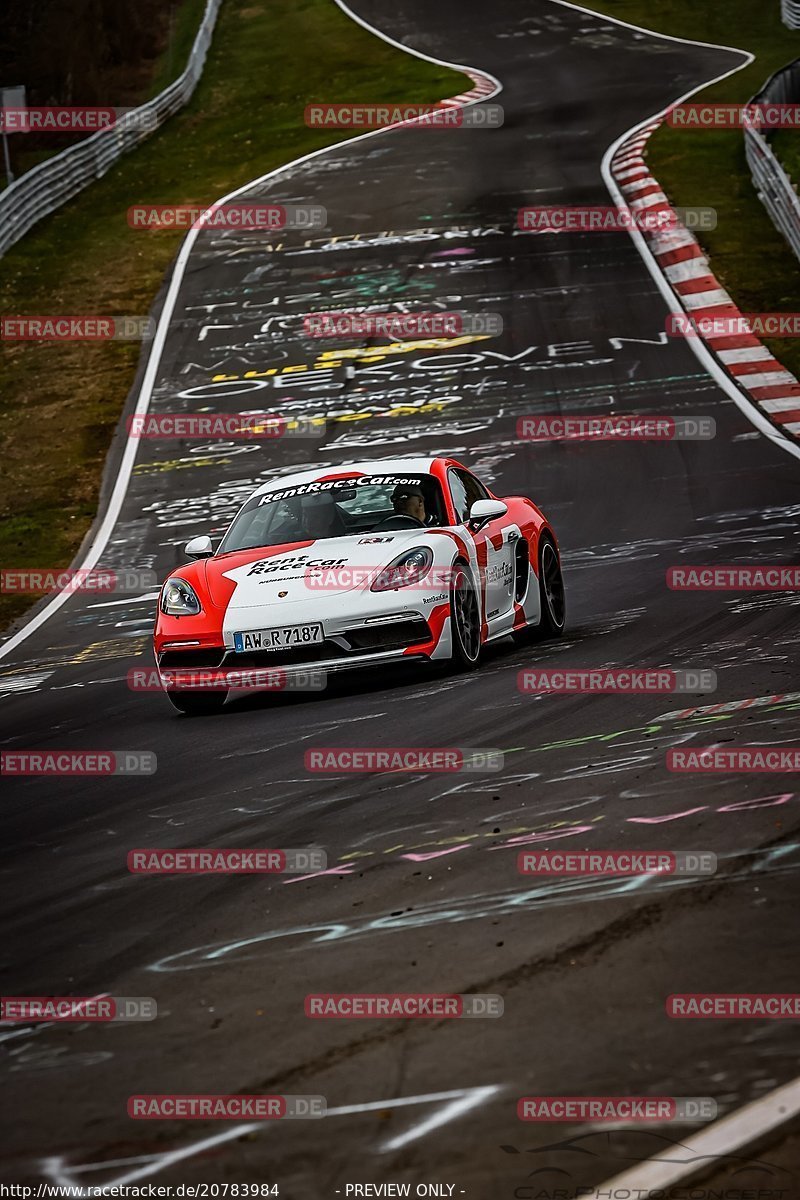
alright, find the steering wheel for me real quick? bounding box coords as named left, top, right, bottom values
left=373, top=514, right=426, bottom=530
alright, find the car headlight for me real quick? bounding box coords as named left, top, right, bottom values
left=161, top=578, right=202, bottom=616
left=371, top=546, right=434, bottom=592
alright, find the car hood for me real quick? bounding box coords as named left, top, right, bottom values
left=203, top=532, right=435, bottom=610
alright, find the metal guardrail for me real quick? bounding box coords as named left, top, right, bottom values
left=783, top=0, right=800, bottom=29
left=0, top=0, right=222, bottom=258
left=744, top=58, right=800, bottom=263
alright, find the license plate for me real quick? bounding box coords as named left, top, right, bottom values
left=233, top=623, right=323, bottom=653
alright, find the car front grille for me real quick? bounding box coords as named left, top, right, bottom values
left=344, top=618, right=430, bottom=652
left=159, top=619, right=433, bottom=671
left=158, top=648, right=226, bottom=669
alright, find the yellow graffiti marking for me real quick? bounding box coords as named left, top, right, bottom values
left=210, top=335, right=489, bottom=382
left=316, top=335, right=489, bottom=361
left=73, top=637, right=149, bottom=664
left=133, top=457, right=234, bottom=475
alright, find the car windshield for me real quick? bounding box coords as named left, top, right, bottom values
left=217, top=473, right=447, bottom=553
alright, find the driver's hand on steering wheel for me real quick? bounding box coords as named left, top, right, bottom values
left=374, top=513, right=426, bottom=530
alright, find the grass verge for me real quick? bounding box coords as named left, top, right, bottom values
left=0, top=0, right=464, bottom=634
left=581, top=1, right=800, bottom=379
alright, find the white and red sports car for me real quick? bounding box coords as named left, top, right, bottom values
left=153, top=456, right=565, bottom=714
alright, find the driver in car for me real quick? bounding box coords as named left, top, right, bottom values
left=391, top=483, right=427, bottom=525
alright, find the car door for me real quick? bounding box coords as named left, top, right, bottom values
left=448, top=468, right=518, bottom=626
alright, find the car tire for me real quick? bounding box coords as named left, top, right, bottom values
left=167, top=690, right=228, bottom=716
left=449, top=562, right=482, bottom=671
left=513, top=534, right=566, bottom=643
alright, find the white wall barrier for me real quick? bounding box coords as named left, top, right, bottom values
left=782, top=1, right=800, bottom=30
left=744, top=58, right=800, bottom=262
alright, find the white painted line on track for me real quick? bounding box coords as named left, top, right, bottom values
left=42, top=1086, right=501, bottom=1188
left=594, top=1074, right=800, bottom=1195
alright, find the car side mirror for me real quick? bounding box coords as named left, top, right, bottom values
left=467, top=498, right=508, bottom=531
left=184, top=535, right=214, bottom=558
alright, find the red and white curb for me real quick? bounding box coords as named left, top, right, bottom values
left=448, top=70, right=499, bottom=104
left=611, top=122, right=800, bottom=442
left=392, top=69, right=500, bottom=128
left=658, top=690, right=800, bottom=722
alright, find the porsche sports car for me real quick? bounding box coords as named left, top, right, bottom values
left=153, top=456, right=565, bottom=714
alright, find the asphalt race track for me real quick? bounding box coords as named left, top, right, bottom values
left=2, top=1, right=799, bottom=1194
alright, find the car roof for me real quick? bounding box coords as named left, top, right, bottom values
left=250, top=457, right=447, bottom=498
